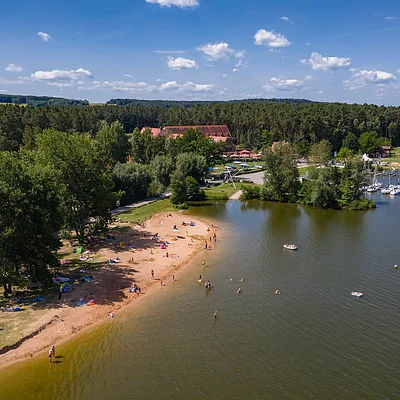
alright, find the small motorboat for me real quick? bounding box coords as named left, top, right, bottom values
left=351, top=291, right=363, bottom=298
left=283, top=244, right=297, bottom=250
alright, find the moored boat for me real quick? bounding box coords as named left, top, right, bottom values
left=283, top=244, right=297, bottom=250
left=351, top=291, right=363, bottom=298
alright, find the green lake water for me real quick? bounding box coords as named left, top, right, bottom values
left=1, top=192, right=400, bottom=399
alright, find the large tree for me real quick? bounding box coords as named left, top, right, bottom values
left=36, top=130, right=115, bottom=242
left=358, top=131, right=378, bottom=155
left=113, top=162, right=152, bottom=203
left=0, top=151, right=62, bottom=294
left=96, top=120, right=130, bottom=166
left=263, top=143, right=300, bottom=202
left=309, top=139, right=332, bottom=165
left=150, top=155, right=175, bottom=191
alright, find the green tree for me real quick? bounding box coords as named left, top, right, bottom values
left=36, top=130, right=115, bottom=242
left=337, top=147, right=355, bottom=160
left=358, top=131, right=378, bottom=155
left=185, top=176, right=203, bottom=200
left=263, top=143, right=300, bottom=202
left=96, top=120, right=129, bottom=166
left=339, top=159, right=366, bottom=207
left=309, top=139, right=332, bottom=165
left=174, top=152, right=208, bottom=183
left=342, top=132, right=359, bottom=152
left=0, top=151, right=62, bottom=294
left=150, top=155, right=175, bottom=191
left=113, top=162, right=152, bottom=204
left=170, top=175, right=187, bottom=205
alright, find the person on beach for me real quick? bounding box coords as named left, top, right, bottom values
left=172, top=274, right=175, bottom=281
left=198, top=274, right=202, bottom=282
left=204, top=241, right=208, bottom=249
left=49, top=345, right=55, bottom=363
left=151, top=269, right=154, bottom=279
left=202, top=260, right=205, bottom=267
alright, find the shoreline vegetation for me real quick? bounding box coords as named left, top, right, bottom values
left=240, top=142, right=376, bottom=210
left=0, top=203, right=220, bottom=369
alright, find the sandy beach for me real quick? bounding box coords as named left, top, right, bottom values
left=0, top=211, right=220, bottom=368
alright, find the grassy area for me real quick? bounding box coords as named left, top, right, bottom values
left=203, top=183, right=239, bottom=200
left=120, top=199, right=176, bottom=223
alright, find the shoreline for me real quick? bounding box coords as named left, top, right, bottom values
left=0, top=210, right=222, bottom=370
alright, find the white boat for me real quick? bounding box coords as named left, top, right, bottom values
left=351, top=291, right=363, bottom=298
left=390, top=188, right=400, bottom=196
left=283, top=244, right=297, bottom=250
left=381, top=187, right=391, bottom=194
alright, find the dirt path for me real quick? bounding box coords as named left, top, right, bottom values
left=229, top=190, right=243, bottom=200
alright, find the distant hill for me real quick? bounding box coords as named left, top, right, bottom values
left=0, top=94, right=89, bottom=107
left=106, top=98, right=317, bottom=107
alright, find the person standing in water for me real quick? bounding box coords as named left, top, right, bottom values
left=48, top=345, right=55, bottom=363
left=213, top=310, right=217, bottom=319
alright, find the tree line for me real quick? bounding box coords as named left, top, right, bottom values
left=0, top=94, right=89, bottom=107
left=1, top=101, right=400, bottom=154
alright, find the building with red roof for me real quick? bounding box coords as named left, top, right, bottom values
left=142, top=125, right=235, bottom=151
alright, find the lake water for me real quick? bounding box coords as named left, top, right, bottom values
left=1, top=192, right=400, bottom=399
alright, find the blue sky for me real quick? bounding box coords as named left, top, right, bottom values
left=1, top=0, right=400, bottom=104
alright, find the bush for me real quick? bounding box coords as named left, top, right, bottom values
left=240, top=184, right=261, bottom=200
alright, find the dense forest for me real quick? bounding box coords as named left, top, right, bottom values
left=0, top=94, right=89, bottom=107
left=106, top=98, right=316, bottom=107
left=1, top=101, right=400, bottom=151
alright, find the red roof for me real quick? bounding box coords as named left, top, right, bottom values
left=140, top=127, right=163, bottom=137
left=163, top=125, right=232, bottom=138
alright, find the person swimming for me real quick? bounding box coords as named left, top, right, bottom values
left=275, top=290, right=281, bottom=295
left=236, top=288, right=241, bottom=294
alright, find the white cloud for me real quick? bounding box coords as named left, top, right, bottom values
left=317, top=90, right=324, bottom=94
left=160, top=80, right=181, bottom=91
left=155, top=50, right=186, bottom=54
left=254, top=29, right=291, bottom=48
left=5, top=64, right=23, bottom=72
left=305, top=42, right=311, bottom=46
left=263, top=77, right=304, bottom=92
left=233, top=59, right=248, bottom=72
left=385, top=16, right=396, bottom=20
left=222, top=74, right=228, bottom=78
left=279, top=16, right=289, bottom=21
left=167, top=56, right=198, bottom=70
left=123, top=74, right=135, bottom=78
left=38, top=32, right=52, bottom=42
left=160, top=80, right=214, bottom=92
left=300, top=52, right=351, bottom=71
left=29, top=68, right=94, bottom=87
left=79, top=79, right=214, bottom=94
left=344, top=69, right=397, bottom=90
left=197, top=42, right=245, bottom=61
left=145, top=0, right=199, bottom=8
left=304, top=75, right=313, bottom=81
left=0, top=89, right=8, bottom=93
